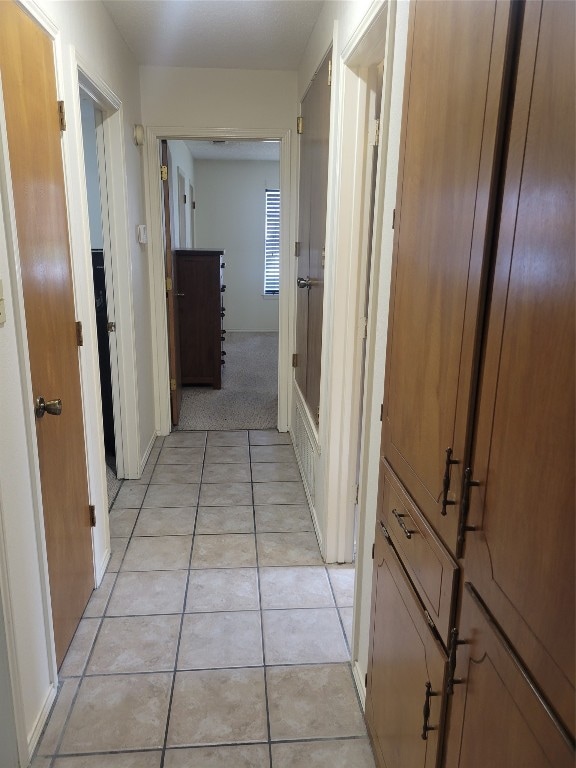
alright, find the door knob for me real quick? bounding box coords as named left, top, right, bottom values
left=297, top=277, right=312, bottom=289
left=35, top=397, right=62, bottom=418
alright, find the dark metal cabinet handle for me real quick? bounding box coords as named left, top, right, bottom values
left=421, top=682, right=438, bottom=740
left=392, top=508, right=414, bottom=539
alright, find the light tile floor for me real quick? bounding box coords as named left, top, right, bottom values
left=33, top=430, right=375, bottom=768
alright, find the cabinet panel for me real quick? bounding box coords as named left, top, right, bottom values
left=366, top=521, right=446, bottom=768
left=445, top=584, right=574, bottom=768
left=383, top=0, right=516, bottom=552
left=462, top=0, right=575, bottom=734
left=380, top=463, right=457, bottom=648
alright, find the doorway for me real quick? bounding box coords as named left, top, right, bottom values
left=145, top=129, right=292, bottom=437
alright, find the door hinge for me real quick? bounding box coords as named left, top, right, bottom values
left=380, top=403, right=383, bottom=422
left=371, top=541, right=375, bottom=560
left=183, top=193, right=187, bottom=204
left=107, top=321, right=116, bottom=333
left=192, top=200, right=196, bottom=210
left=316, top=405, right=320, bottom=425
left=368, top=117, right=380, bottom=147
left=89, top=504, right=96, bottom=527
left=295, top=241, right=301, bottom=258
left=328, top=59, right=332, bottom=87
left=170, top=378, right=176, bottom=392
left=297, top=116, right=303, bottom=135
left=292, top=353, right=298, bottom=368
left=365, top=672, right=368, bottom=687
left=166, top=277, right=173, bottom=292
left=392, top=208, right=396, bottom=229
left=75, top=321, right=83, bottom=347
left=160, top=164, right=168, bottom=182
left=355, top=483, right=360, bottom=504
left=362, top=317, right=368, bottom=340
left=57, top=100, right=66, bottom=131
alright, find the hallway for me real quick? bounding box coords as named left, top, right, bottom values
left=33, top=430, right=375, bottom=767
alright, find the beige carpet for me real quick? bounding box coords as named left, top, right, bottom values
left=176, top=331, right=278, bottom=430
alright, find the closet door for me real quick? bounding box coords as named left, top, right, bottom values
left=461, top=0, right=575, bottom=737
left=382, top=0, right=516, bottom=552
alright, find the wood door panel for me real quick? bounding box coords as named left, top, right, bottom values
left=0, top=1, right=94, bottom=665
left=366, top=521, right=446, bottom=768
left=445, top=584, right=574, bottom=768
left=463, top=0, right=575, bottom=734
left=161, top=140, right=182, bottom=425
left=383, top=0, right=515, bottom=551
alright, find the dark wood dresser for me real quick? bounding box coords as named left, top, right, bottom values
left=175, top=249, right=225, bottom=389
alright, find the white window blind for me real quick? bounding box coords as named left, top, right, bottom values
left=264, top=189, right=280, bottom=294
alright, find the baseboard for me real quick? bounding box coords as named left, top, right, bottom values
left=27, top=681, right=57, bottom=763
left=139, top=431, right=157, bottom=477
left=353, top=660, right=367, bottom=710
left=94, top=546, right=111, bottom=588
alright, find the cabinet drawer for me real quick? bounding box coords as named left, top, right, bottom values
left=379, top=461, right=458, bottom=647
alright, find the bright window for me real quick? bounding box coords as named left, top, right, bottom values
left=264, top=189, right=280, bottom=294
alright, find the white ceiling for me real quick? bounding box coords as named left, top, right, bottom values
left=185, top=139, right=281, bottom=161
left=103, top=0, right=325, bottom=70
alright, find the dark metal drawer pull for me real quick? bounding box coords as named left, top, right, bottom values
left=392, top=508, right=413, bottom=539
left=421, top=682, right=438, bottom=740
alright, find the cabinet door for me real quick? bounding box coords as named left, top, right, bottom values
left=366, top=521, right=446, bottom=768
left=382, top=0, right=516, bottom=552
left=462, top=0, right=575, bottom=735
left=444, top=585, right=574, bottom=768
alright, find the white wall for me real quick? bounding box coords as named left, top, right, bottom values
left=167, top=140, right=195, bottom=248
left=0, top=0, right=152, bottom=761
left=80, top=98, right=104, bottom=249
left=0, top=586, right=19, bottom=767
left=195, top=159, right=279, bottom=332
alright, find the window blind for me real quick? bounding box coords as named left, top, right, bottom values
left=264, top=189, right=280, bottom=294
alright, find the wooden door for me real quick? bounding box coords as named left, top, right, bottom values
left=382, top=0, right=517, bottom=552
left=366, top=519, right=446, bottom=768
left=461, top=0, right=575, bottom=736
left=0, top=1, right=94, bottom=666
left=161, top=140, right=182, bottom=425
left=444, top=585, right=574, bottom=768
left=295, top=49, right=331, bottom=425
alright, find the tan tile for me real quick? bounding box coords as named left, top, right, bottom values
left=253, top=482, right=306, bottom=505
left=151, top=463, right=202, bottom=484
left=53, top=755, right=161, bottom=768
left=259, top=567, right=333, bottom=609
left=204, top=446, right=250, bottom=464
left=191, top=534, right=257, bottom=568
left=252, top=463, right=301, bottom=483
left=271, top=739, right=375, bottom=767
left=328, top=566, right=355, bottom=607
left=87, top=615, right=180, bottom=674
left=206, top=430, right=249, bottom=446
left=107, top=571, right=187, bottom=615
left=113, top=482, right=147, bottom=509
left=196, top=505, right=254, bottom=534
left=249, top=430, right=291, bottom=445
left=164, top=745, right=269, bottom=768
left=83, top=573, right=115, bottom=618
left=134, top=507, right=196, bottom=536
left=60, top=674, right=171, bottom=753
left=201, top=463, right=251, bottom=483
left=256, top=532, right=322, bottom=566
left=254, top=504, right=313, bottom=533
left=178, top=611, right=262, bottom=669
left=250, top=445, right=296, bottom=463
left=167, top=668, right=268, bottom=746
left=199, top=482, right=253, bottom=507
left=109, top=508, right=138, bottom=537
left=36, top=679, right=79, bottom=755
left=186, top=568, right=259, bottom=612
left=267, top=664, right=366, bottom=741
left=121, top=535, right=192, bottom=571
left=158, top=446, right=205, bottom=465
left=107, top=537, right=129, bottom=572
left=164, top=431, right=207, bottom=448
left=143, top=483, right=199, bottom=508
left=263, top=608, right=349, bottom=664
left=59, top=618, right=100, bottom=677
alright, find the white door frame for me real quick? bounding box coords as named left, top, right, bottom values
left=143, top=127, right=292, bottom=435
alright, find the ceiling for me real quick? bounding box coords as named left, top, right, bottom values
left=102, top=0, right=325, bottom=70
left=184, top=139, right=281, bottom=161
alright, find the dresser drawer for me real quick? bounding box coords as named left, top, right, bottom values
left=379, top=461, right=458, bottom=647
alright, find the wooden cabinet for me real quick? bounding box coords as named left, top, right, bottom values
left=176, top=249, right=225, bottom=389
left=367, top=1, right=574, bottom=766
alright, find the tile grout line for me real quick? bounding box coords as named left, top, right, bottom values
left=159, top=431, right=206, bottom=768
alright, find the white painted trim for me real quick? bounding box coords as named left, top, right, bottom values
left=0, top=68, right=57, bottom=763
left=353, top=659, right=367, bottom=709
left=143, top=126, right=292, bottom=436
